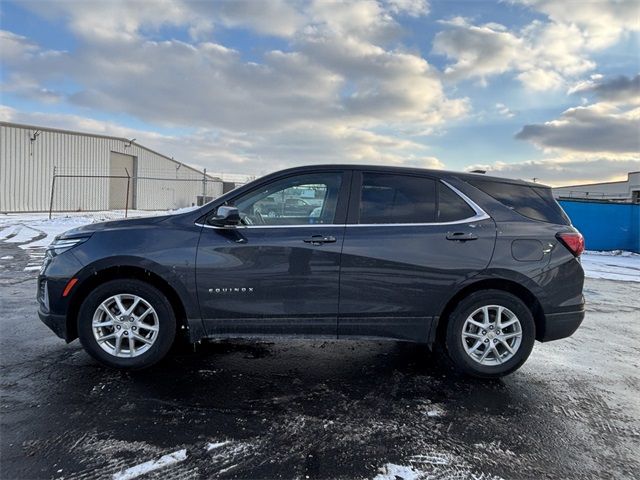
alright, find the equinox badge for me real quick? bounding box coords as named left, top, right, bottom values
left=209, top=287, right=254, bottom=294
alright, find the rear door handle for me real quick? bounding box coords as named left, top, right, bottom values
left=303, top=235, right=337, bottom=245
left=446, top=232, right=478, bottom=241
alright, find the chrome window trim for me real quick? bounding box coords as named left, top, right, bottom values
left=196, top=179, right=490, bottom=229
left=439, top=180, right=490, bottom=221
left=196, top=222, right=344, bottom=230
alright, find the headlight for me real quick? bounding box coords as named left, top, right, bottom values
left=47, top=236, right=91, bottom=256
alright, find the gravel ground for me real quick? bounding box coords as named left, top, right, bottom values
left=1, top=235, right=639, bottom=480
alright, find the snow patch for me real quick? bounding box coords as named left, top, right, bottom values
left=4, top=226, right=41, bottom=244
left=581, top=251, right=640, bottom=282
left=425, top=405, right=445, bottom=418
left=373, top=449, right=505, bottom=480
left=112, top=448, right=187, bottom=480
left=205, top=440, right=231, bottom=451
left=0, top=226, right=18, bottom=240
left=373, top=463, right=423, bottom=480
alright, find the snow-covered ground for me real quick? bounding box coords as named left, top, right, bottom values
left=1, top=211, right=639, bottom=282
left=580, top=250, right=640, bottom=282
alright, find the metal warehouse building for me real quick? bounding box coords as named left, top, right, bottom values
left=0, top=122, right=223, bottom=213
left=553, top=171, right=640, bottom=203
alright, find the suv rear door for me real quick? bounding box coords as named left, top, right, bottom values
left=338, top=171, right=497, bottom=342
left=196, top=170, right=350, bottom=338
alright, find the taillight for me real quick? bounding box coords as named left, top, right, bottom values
left=556, top=232, right=585, bottom=257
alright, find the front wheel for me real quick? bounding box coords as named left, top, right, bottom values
left=77, top=279, right=176, bottom=369
left=443, top=290, right=536, bottom=378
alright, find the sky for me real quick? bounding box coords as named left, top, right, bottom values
left=1, top=0, right=639, bottom=185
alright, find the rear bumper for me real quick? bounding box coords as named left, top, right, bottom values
left=539, top=308, right=585, bottom=342
left=38, top=308, right=70, bottom=342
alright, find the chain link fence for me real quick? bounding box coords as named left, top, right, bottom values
left=48, top=171, right=224, bottom=218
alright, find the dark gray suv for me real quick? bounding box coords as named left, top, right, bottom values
left=38, top=165, right=585, bottom=378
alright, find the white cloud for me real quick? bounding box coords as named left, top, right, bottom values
left=17, top=0, right=202, bottom=43
left=385, top=0, right=430, bottom=17
left=509, top=71, right=640, bottom=185
left=15, top=0, right=429, bottom=42
left=569, top=74, right=640, bottom=105
left=516, top=102, right=640, bottom=154
left=465, top=156, right=640, bottom=187
left=309, top=0, right=398, bottom=41
left=434, top=0, right=639, bottom=90
left=514, top=0, right=640, bottom=49
left=433, top=17, right=523, bottom=82
left=0, top=30, right=38, bottom=61
left=495, top=103, right=515, bottom=118
left=185, top=0, right=306, bottom=38
left=433, top=17, right=597, bottom=90
left=3, top=1, right=465, bottom=133
left=516, top=68, right=565, bottom=91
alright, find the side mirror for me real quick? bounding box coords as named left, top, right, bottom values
left=210, top=206, right=241, bottom=227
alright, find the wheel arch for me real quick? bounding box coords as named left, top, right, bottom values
left=66, top=265, right=189, bottom=342
left=434, top=278, right=545, bottom=345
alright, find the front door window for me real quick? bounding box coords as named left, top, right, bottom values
left=231, top=172, right=343, bottom=226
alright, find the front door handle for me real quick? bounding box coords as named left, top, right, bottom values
left=303, top=235, right=337, bottom=245
left=446, top=232, right=478, bottom=242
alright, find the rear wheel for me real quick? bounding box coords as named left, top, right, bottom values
left=77, top=279, right=176, bottom=369
left=443, top=290, right=535, bottom=378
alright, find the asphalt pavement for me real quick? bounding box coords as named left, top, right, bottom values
left=1, top=238, right=639, bottom=480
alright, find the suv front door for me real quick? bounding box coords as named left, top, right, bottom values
left=196, top=170, right=350, bottom=338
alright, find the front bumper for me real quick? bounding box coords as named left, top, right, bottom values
left=539, top=308, right=585, bottom=342
left=37, top=275, right=75, bottom=343
left=38, top=308, right=70, bottom=342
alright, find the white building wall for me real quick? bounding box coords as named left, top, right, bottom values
left=0, top=122, right=222, bottom=212
left=553, top=172, right=640, bottom=202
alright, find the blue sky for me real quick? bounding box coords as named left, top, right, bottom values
left=1, top=0, right=638, bottom=184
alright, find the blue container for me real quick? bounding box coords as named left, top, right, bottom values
left=559, top=199, right=640, bottom=253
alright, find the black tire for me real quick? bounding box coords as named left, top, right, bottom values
left=443, top=290, right=535, bottom=378
left=77, top=279, right=176, bottom=369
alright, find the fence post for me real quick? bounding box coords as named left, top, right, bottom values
left=48, top=166, right=57, bottom=220
left=124, top=168, right=131, bottom=218
left=202, top=168, right=207, bottom=205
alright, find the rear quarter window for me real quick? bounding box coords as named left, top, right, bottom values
left=438, top=183, right=476, bottom=222
left=468, top=179, right=569, bottom=225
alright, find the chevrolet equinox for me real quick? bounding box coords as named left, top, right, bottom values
left=38, top=165, right=585, bottom=378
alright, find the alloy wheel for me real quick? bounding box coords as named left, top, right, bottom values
left=92, top=294, right=159, bottom=358
left=461, top=305, right=523, bottom=366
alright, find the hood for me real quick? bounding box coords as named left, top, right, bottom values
left=60, top=214, right=174, bottom=238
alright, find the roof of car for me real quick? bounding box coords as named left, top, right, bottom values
left=267, top=164, right=546, bottom=188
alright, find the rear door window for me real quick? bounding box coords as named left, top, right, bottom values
left=359, top=173, right=436, bottom=224
left=468, top=179, right=569, bottom=224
